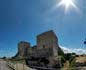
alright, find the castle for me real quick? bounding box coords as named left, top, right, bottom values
left=16, top=30, right=64, bottom=68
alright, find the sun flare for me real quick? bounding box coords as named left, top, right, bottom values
left=57, top=0, right=78, bottom=13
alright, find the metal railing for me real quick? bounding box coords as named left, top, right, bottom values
left=7, top=62, right=86, bottom=70
left=7, top=61, right=37, bottom=70
left=5, top=58, right=86, bottom=70
left=7, top=61, right=25, bottom=70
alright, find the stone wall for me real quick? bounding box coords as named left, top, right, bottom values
left=16, top=30, right=63, bottom=68
left=18, top=41, right=30, bottom=57
left=17, top=30, right=60, bottom=58
left=37, top=30, right=59, bottom=57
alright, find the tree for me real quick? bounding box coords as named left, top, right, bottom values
left=2, top=56, right=6, bottom=59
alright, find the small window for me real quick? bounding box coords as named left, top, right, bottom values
left=43, top=45, right=45, bottom=48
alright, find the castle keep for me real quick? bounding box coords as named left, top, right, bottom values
left=17, top=30, right=63, bottom=68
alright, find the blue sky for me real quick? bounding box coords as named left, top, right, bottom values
left=0, top=0, right=86, bottom=57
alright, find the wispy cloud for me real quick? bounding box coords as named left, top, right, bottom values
left=0, top=43, right=17, bottom=57
left=60, top=45, right=86, bottom=54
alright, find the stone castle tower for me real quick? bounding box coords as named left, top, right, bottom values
left=18, top=41, right=30, bottom=57
left=16, top=30, right=63, bottom=68
left=37, top=30, right=59, bottom=57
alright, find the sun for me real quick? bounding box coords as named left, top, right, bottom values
left=57, top=0, right=78, bottom=13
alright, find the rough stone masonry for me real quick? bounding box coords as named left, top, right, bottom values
left=16, top=30, right=63, bottom=68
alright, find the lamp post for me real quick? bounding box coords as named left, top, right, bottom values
left=84, top=39, right=86, bottom=55
left=84, top=39, right=86, bottom=46
left=83, top=0, right=86, bottom=55
left=84, top=39, right=86, bottom=45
